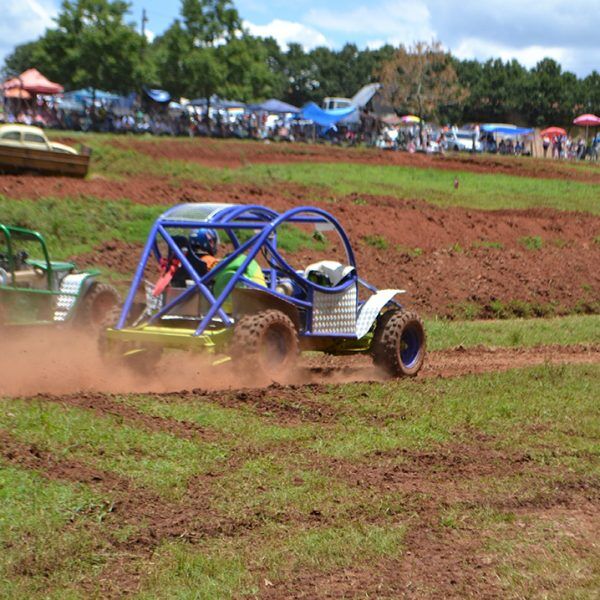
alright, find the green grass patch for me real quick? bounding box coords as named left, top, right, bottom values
left=0, top=463, right=110, bottom=598
left=277, top=224, right=329, bottom=253
left=116, top=394, right=318, bottom=446
left=426, top=314, right=600, bottom=350
left=0, top=196, right=164, bottom=258
left=244, top=162, right=600, bottom=214
left=472, top=240, right=504, bottom=250
left=74, top=135, right=600, bottom=214
left=139, top=522, right=405, bottom=599
left=0, top=400, right=227, bottom=497
left=519, top=235, right=544, bottom=250
left=478, top=508, right=600, bottom=598
left=211, top=454, right=399, bottom=524
left=362, top=234, right=389, bottom=250
left=396, top=244, right=423, bottom=256
left=311, top=364, right=600, bottom=458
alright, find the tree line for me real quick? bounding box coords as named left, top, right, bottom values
left=4, top=0, right=599, bottom=127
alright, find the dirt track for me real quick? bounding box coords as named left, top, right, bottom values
left=1, top=329, right=598, bottom=398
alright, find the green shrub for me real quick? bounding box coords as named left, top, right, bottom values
left=362, top=234, right=389, bottom=250
left=519, top=235, right=543, bottom=251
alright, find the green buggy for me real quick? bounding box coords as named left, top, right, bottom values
left=0, top=224, right=119, bottom=329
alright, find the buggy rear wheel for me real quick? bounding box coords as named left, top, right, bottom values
left=372, top=309, right=426, bottom=377
left=231, top=309, right=299, bottom=382
left=78, top=283, right=121, bottom=329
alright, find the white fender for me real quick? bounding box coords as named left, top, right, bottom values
left=355, top=289, right=405, bottom=339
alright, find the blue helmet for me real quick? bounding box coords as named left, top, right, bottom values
left=189, top=228, right=219, bottom=256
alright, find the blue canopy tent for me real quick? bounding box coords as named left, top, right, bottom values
left=300, top=102, right=358, bottom=129
left=144, top=88, right=171, bottom=103
left=190, top=96, right=245, bottom=109
left=62, top=88, right=122, bottom=104
left=248, top=99, right=299, bottom=114
left=481, top=124, right=534, bottom=136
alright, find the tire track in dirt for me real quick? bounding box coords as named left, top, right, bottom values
left=298, top=435, right=600, bottom=600
left=0, top=428, right=256, bottom=598
left=33, top=391, right=221, bottom=442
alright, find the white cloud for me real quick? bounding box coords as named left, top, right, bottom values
left=452, top=38, right=569, bottom=69
left=245, top=19, right=329, bottom=51
left=0, top=0, right=57, bottom=63
left=305, top=0, right=435, bottom=43
left=305, top=0, right=598, bottom=75
left=144, top=28, right=155, bottom=43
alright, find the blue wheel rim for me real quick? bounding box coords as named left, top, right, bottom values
left=400, top=324, right=422, bottom=368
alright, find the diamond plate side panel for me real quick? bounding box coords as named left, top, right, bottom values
left=311, top=285, right=357, bottom=334
left=53, top=273, right=88, bottom=322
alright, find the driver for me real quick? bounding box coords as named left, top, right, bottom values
left=170, top=228, right=219, bottom=288
left=189, top=228, right=219, bottom=273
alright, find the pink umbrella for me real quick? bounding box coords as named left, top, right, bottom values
left=573, top=114, right=600, bottom=126
left=573, top=114, right=600, bottom=143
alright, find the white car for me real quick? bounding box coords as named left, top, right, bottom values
left=443, top=130, right=482, bottom=152
left=0, top=124, right=78, bottom=154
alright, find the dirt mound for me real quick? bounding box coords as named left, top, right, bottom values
left=73, top=196, right=600, bottom=318
left=116, top=138, right=600, bottom=184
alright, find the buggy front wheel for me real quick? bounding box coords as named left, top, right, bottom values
left=371, top=309, right=426, bottom=377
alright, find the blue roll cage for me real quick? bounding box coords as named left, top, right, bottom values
left=117, top=203, right=387, bottom=339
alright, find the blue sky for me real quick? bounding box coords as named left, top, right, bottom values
left=2, top=0, right=599, bottom=77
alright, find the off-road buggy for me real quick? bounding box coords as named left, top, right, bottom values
left=101, top=203, right=426, bottom=379
left=0, top=224, right=119, bottom=329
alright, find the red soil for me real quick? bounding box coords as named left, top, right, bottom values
left=71, top=193, right=600, bottom=318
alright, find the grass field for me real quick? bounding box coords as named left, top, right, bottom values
left=1, top=364, right=598, bottom=597
left=1, top=134, right=599, bottom=597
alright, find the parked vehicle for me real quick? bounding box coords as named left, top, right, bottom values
left=101, top=203, right=426, bottom=380
left=443, top=130, right=482, bottom=152
left=0, top=124, right=90, bottom=177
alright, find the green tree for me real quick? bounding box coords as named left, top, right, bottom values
left=185, top=46, right=224, bottom=101
left=150, top=20, right=190, bottom=98
left=217, top=36, right=281, bottom=101
left=523, top=59, right=578, bottom=125
left=181, top=0, right=240, bottom=46
left=3, top=0, right=148, bottom=94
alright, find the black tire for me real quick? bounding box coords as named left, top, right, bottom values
left=97, top=304, right=162, bottom=375
left=231, top=309, right=299, bottom=382
left=78, top=282, right=121, bottom=329
left=372, top=309, right=426, bottom=377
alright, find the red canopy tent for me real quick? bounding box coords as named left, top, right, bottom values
left=3, top=68, right=63, bottom=95
left=4, top=88, right=32, bottom=100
